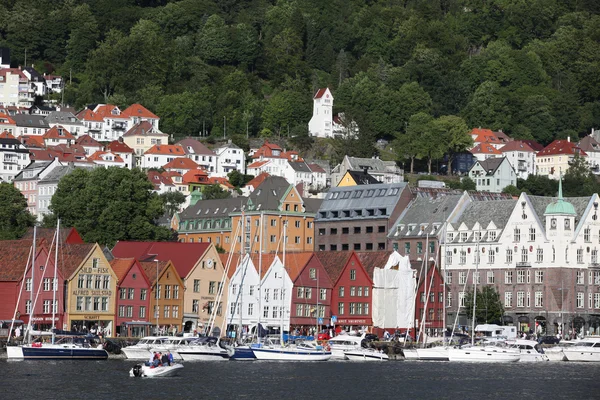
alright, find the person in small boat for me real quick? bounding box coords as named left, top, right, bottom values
left=161, top=352, right=170, bottom=366
left=167, top=351, right=174, bottom=365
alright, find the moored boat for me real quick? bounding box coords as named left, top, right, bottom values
left=327, top=334, right=365, bottom=359
left=448, top=343, right=521, bottom=363
left=562, top=337, right=600, bottom=362
left=121, top=336, right=169, bottom=359
left=251, top=340, right=331, bottom=361
left=176, top=336, right=229, bottom=361
left=344, top=348, right=389, bottom=361
left=506, top=339, right=548, bottom=362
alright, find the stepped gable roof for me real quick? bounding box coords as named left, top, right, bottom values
left=75, top=135, right=102, bottom=148
left=345, top=170, right=380, bottom=185
left=145, top=144, right=185, bottom=156
left=450, top=199, right=516, bottom=233
left=356, top=251, right=394, bottom=280
left=476, top=158, right=505, bottom=175
left=577, top=136, right=600, bottom=153
left=0, top=240, right=40, bottom=281
left=471, top=142, right=502, bottom=155
left=112, top=241, right=211, bottom=279
left=58, top=243, right=96, bottom=279
left=317, top=182, right=407, bottom=221
left=22, top=227, right=84, bottom=244
left=106, top=139, right=133, bottom=153
left=121, top=103, right=158, bottom=119
left=538, top=140, right=587, bottom=157
left=176, top=139, right=215, bottom=156
left=245, top=172, right=270, bottom=189
left=163, top=157, right=199, bottom=170
left=313, top=251, right=353, bottom=284
left=179, top=197, right=245, bottom=222
left=308, top=163, right=326, bottom=173
left=147, top=171, right=174, bottom=190
left=110, top=258, right=137, bottom=282
left=391, top=194, right=463, bottom=238
left=500, top=140, right=535, bottom=153
left=43, top=125, right=75, bottom=140
left=11, top=113, right=48, bottom=128
left=88, top=151, right=124, bottom=163
left=139, top=260, right=170, bottom=284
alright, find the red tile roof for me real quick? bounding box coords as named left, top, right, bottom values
left=313, top=251, right=353, bottom=284
left=76, top=108, right=104, bottom=122
left=538, top=140, right=588, bottom=157
left=88, top=150, right=124, bottom=163
left=313, top=88, right=332, bottom=99
left=110, top=258, right=136, bottom=282
left=520, top=140, right=544, bottom=152
left=106, top=140, right=134, bottom=154
left=247, top=160, right=270, bottom=169
left=500, top=140, right=535, bottom=153
left=182, top=169, right=209, bottom=185
left=139, top=260, right=170, bottom=284
left=355, top=251, right=394, bottom=280
left=112, top=241, right=211, bottom=279
left=0, top=112, right=16, bottom=125
left=163, top=157, right=199, bottom=170
left=0, top=130, right=16, bottom=139
left=0, top=240, right=37, bottom=281
left=208, top=177, right=234, bottom=189
left=22, top=227, right=84, bottom=244
left=122, top=103, right=159, bottom=119
left=147, top=171, right=174, bottom=190
left=94, top=104, right=128, bottom=120
left=244, top=172, right=270, bottom=189
left=75, top=135, right=103, bottom=148
left=0, top=68, right=27, bottom=80
left=471, top=128, right=503, bottom=145
left=43, top=125, right=75, bottom=140
left=58, top=243, right=96, bottom=279
left=308, top=163, right=326, bottom=173
left=124, top=121, right=166, bottom=137
left=471, top=142, right=502, bottom=155
left=145, top=144, right=185, bottom=156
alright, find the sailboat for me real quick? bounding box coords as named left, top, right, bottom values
left=7, top=222, right=108, bottom=360
left=249, top=221, right=331, bottom=361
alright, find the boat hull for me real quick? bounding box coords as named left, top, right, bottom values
left=121, top=348, right=153, bottom=360
left=252, top=347, right=331, bottom=361
left=228, top=346, right=256, bottom=361
left=563, top=349, right=600, bottom=362
left=344, top=350, right=388, bottom=361
left=448, top=347, right=520, bottom=362
left=544, top=348, right=566, bottom=361
left=177, top=348, right=229, bottom=361
left=7, top=345, right=108, bottom=360
left=402, top=348, right=419, bottom=360
left=416, top=347, right=449, bottom=361
left=130, top=363, right=184, bottom=378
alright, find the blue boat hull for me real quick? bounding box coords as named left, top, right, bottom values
left=21, top=347, right=108, bottom=360
left=230, top=346, right=256, bottom=361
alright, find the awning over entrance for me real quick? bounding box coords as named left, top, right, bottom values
left=518, top=315, right=530, bottom=323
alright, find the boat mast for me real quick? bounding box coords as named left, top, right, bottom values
left=239, top=206, right=244, bottom=343
left=280, top=220, right=287, bottom=345
left=315, top=269, right=319, bottom=338
left=471, top=229, right=480, bottom=346
left=25, top=226, right=37, bottom=343
left=51, top=219, right=59, bottom=344
left=257, top=211, right=263, bottom=345
left=441, top=208, right=447, bottom=340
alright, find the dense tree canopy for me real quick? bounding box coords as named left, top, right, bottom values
left=464, top=286, right=505, bottom=326
left=49, top=168, right=172, bottom=246
left=0, top=183, right=35, bottom=240
left=1, top=1, right=600, bottom=167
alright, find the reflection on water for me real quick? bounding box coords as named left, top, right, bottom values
left=2, top=359, right=599, bottom=399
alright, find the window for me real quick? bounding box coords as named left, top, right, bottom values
left=472, top=272, right=480, bottom=284
left=297, top=287, right=304, bottom=298
left=447, top=292, right=452, bottom=307
left=305, top=288, right=312, bottom=299
left=445, top=271, right=452, bottom=284
left=164, top=306, right=170, bottom=318
left=119, top=305, right=125, bottom=317
left=514, top=228, right=520, bottom=242
left=173, top=285, right=179, bottom=299
left=339, top=286, right=344, bottom=297
left=505, top=271, right=513, bottom=284
left=127, top=306, right=134, bottom=318
left=535, top=270, right=544, bottom=284
left=350, top=286, right=356, bottom=296
left=192, top=300, right=199, bottom=313
left=249, top=286, right=255, bottom=296
left=194, top=279, right=200, bottom=292
left=592, top=250, right=598, bottom=264
left=128, top=288, right=135, bottom=300
left=320, top=289, right=327, bottom=300
left=230, top=302, right=236, bottom=316
left=43, top=278, right=52, bottom=291
left=517, top=270, right=525, bottom=284
left=487, top=271, right=495, bottom=284
left=488, top=250, right=495, bottom=264
left=459, top=292, right=466, bottom=308
left=585, top=228, right=591, bottom=242
left=529, top=227, right=536, bottom=241
left=505, top=292, right=513, bottom=308
left=296, top=304, right=303, bottom=316
left=517, top=291, right=525, bottom=307
left=535, top=291, right=543, bottom=307
left=309, top=268, right=316, bottom=279
left=405, top=242, right=411, bottom=254
left=577, top=292, right=584, bottom=308
left=338, top=302, right=344, bottom=315
left=264, top=288, right=270, bottom=302
left=536, top=248, right=543, bottom=263
left=173, top=305, right=179, bottom=318
left=139, top=306, right=146, bottom=318
left=595, top=293, right=600, bottom=309
left=140, top=289, right=147, bottom=301
left=417, top=242, right=423, bottom=254
left=232, top=284, right=238, bottom=295
left=595, top=271, right=600, bottom=285
left=349, top=303, right=356, bottom=315
left=273, top=288, right=279, bottom=301
left=460, top=232, right=468, bottom=242
left=350, top=269, right=356, bottom=280
left=459, top=250, right=466, bottom=264
left=577, top=271, right=584, bottom=285
left=209, top=281, right=216, bottom=294
left=120, top=288, right=127, bottom=300
left=459, top=271, right=467, bottom=285
left=577, top=249, right=583, bottom=263
left=357, top=286, right=363, bottom=297
left=446, top=250, right=452, bottom=264
left=103, top=275, right=110, bottom=289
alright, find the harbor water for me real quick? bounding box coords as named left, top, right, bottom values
left=2, top=359, right=599, bottom=399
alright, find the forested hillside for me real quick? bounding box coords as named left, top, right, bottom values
left=1, top=0, right=599, bottom=162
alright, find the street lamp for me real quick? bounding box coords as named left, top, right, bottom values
left=154, top=259, right=159, bottom=336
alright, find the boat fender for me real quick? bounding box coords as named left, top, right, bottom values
left=132, top=364, right=143, bottom=377
left=324, top=344, right=330, bottom=351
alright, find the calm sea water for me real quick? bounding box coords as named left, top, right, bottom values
left=1, top=359, right=599, bottom=399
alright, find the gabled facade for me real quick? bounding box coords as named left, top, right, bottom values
left=500, top=140, right=537, bottom=180
left=331, top=155, right=403, bottom=187
left=290, top=253, right=333, bottom=329
left=106, top=139, right=134, bottom=169
left=337, top=170, right=380, bottom=187
left=308, top=88, right=334, bottom=138
left=0, top=131, right=30, bottom=182
left=468, top=157, right=517, bottom=193
left=537, top=139, right=587, bottom=180
left=111, top=258, right=152, bottom=337
left=37, top=165, right=79, bottom=219
left=214, top=141, right=245, bottom=177
left=13, top=158, right=62, bottom=215
left=123, top=121, right=168, bottom=159
left=43, top=125, right=75, bottom=147
left=176, top=138, right=216, bottom=173
left=142, top=144, right=185, bottom=169
left=75, top=135, right=104, bottom=156
left=46, top=111, right=84, bottom=138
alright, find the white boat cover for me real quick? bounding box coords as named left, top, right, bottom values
left=372, top=251, right=415, bottom=329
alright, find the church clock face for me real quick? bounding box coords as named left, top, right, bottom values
left=551, top=218, right=557, bottom=229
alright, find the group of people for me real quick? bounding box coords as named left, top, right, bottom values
left=147, top=351, right=174, bottom=368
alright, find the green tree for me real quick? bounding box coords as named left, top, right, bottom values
left=196, top=14, right=233, bottom=65
left=502, top=185, right=523, bottom=196
left=65, top=4, right=99, bottom=74
left=159, top=191, right=186, bottom=217
left=461, top=176, right=477, bottom=191
left=432, top=115, right=473, bottom=175
left=0, top=183, right=35, bottom=240
left=395, top=112, right=433, bottom=173
left=517, top=175, right=558, bottom=196
left=461, top=81, right=510, bottom=131
left=228, top=170, right=254, bottom=188
left=464, top=286, right=505, bottom=325
left=201, top=184, right=231, bottom=200
left=564, top=154, right=600, bottom=196
left=49, top=168, right=172, bottom=246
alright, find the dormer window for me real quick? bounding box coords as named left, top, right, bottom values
left=460, top=232, right=468, bottom=242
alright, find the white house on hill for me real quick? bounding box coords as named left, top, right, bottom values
left=308, top=88, right=333, bottom=138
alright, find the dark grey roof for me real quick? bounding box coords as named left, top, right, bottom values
left=46, top=111, right=83, bottom=126
left=288, top=161, right=312, bottom=173
left=346, top=170, right=379, bottom=185
left=23, top=67, right=44, bottom=82
left=179, top=197, right=247, bottom=222
left=247, top=176, right=291, bottom=211
left=38, top=165, right=77, bottom=184
left=528, top=195, right=590, bottom=221
left=176, top=138, right=215, bottom=155
left=302, top=198, right=323, bottom=213
left=451, top=199, right=516, bottom=232
left=390, top=195, right=462, bottom=239
left=0, top=47, right=10, bottom=65
left=12, top=161, right=52, bottom=181
left=475, top=158, right=505, bottom=176
left=316, top=182, right=407, bottom=221
left=12, top=114, right=50, bottom=128
left=346, top=156, right=398, bottom=173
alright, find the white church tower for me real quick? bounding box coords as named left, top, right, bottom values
left=308, top=88, right=333, bottom=138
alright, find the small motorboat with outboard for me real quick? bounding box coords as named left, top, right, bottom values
left=129, top=362, right=184, bottom=378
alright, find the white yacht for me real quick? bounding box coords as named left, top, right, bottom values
left=149, top=337, right=197, bottom=360
left=327, top=334, right=364, bottom=359
left=506, top=339, right=548, bottom=362
left=176, top=337, right=229, bottom=361
left=121, top=337, right=169, bottom=359
left=448, top=342, right=521, bottom=362
left=402, top=348, right=419, bottom=360
left=344, top=347, right=389, bottom=361
left=562, top=337, right=600, bottom=362
left=252, top=339, right=331, bottom=361
left=415, top=346, right=449, bottom=361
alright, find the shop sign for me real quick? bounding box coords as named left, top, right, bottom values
left=83, top=315, right=100, bottom=320
left=72, top=290, right=112, bottom=296
left=337, top=318, right=369, bottom=325
left=81, top=267, right=110, bottom=274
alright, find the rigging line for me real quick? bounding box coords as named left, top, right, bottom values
left=9, top=246, right=33, bottom=339
left=449, top=267, right=473, bottom=344
left=29, top=232, right=58, bottom=336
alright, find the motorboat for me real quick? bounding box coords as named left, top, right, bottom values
left=176, top=336, right=229, bottom=361
left=506, top=339, right=548, bottom=362
left=562, top=337, right=600, bottom=362
left=327, top=333, right=365, bottom=359
left=226, top=344, right=257, bottom=360
left=121, top=336, right=169, bottom=359
left=130, top=363, right=184, bottom=378
left=251, top=339, right=332, bottom=361
left=544, top=346, right=567, bottom=361
left=448, top=342, right=521, bottom=362
left=415, top=346, right=449, bottom=361
left=149, top=337, right=197, bottom=361
left=344, top=348, right=389, bottom=361
left=6, top=334, right=108, bottom=360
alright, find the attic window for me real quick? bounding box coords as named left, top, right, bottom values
left=342, top=192, right=350, bottom=199
left=332, top=192, right=339, bottom=199
left=353, top=191, right=362, bottom=198
left=390, top=188, right=399, bottom=195
left=378, top=189, right=387, bottom=196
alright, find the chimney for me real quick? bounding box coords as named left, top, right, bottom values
left=568, top=136, right=571, bottom=142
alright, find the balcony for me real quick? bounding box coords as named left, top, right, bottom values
left=112, top=123, right=127, bottom=130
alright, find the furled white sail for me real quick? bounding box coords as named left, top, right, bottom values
left=372, top=251, right=415, bottom=329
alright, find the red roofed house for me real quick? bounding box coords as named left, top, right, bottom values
left=183, top=169, right=210, bottom=191
left=162, top=171, right=188, bottom=194
left=142, top=144, right=185, bottom=169
left=88, top=150, right=127, bottom=168
left=121, top=103, right=160, bottom=131
left=43, top=125, right=75, bottom=147
left=241, top=172, right=270, bottom=196
left=537, top=138, right=587, bottom=180
left=469, top=128, right=511, bottom=150
left=500, top=140, right=537, bottom=179
left=208, top=176, right=235, bottom=192
left=106, top=138, right=134, bottom=169
left=470, top=142, right=503, bottom=162
left=147, top=170, right=175, bottom=194
left=123, top=121, right=169, bottom=160
left=76, top=107, right=104, bottom=141
left=75, top=135, right=104, bottom=156
left=163, top=157, right=199, bottom=175
left=111, top=258, right=152, bottom=337
left=91, top=104, right=130, bottom=142
left=308, top=88, right=334, bottom=138
left=111, top=241, right=229, bottom=336
left=0, top=111, right=17, bottom=136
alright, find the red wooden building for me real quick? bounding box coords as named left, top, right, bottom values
left=111, top=258, right=152, bottom=337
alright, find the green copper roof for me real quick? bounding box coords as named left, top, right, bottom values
left=544, top=175, right=576, bottom=215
